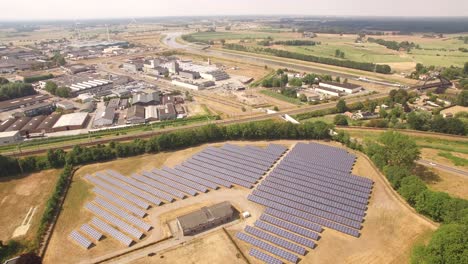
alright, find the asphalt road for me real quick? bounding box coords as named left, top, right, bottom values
left=418, top=159, right=468, bottom=177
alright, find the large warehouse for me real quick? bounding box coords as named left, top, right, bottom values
left=176, top=202, right=236, bottom=236
left=70, top=79, right=113, bottom=96
left=319, top=81, right=363, bottom=94
left=52, top=112, right=89, bottom=131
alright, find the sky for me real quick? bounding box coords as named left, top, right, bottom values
left=2, top=0, right=468, bottom=20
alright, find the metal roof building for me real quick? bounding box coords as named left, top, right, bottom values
left=53, top=113, right=89, bottom=131
left=176, top=202, right=235, bottom=236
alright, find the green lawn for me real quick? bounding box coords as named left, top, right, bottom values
left=260, top=90, right=303, bottom=105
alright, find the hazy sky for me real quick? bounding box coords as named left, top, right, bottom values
left=2, top=0, right=468, bottom=20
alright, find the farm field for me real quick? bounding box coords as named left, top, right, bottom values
left=0, top=169, right=61, bottom=244
left=190, top=30, right=468, bottom=72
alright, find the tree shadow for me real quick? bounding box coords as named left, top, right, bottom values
left=413, top=164, right=441, bottom=184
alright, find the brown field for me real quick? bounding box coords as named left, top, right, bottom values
left=424, top=168, right=468, bottom=200
left=0, top=169, right=60, bottom=243
left=43, top=140, right=437, bottom=264
left=132, top=230, right=247, bottom=264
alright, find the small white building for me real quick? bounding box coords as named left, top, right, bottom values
left=319, top=81, right=363, bottom=94
left=0, top=130, right=22, bottom=146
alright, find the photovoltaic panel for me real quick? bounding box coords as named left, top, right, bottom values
left=176, top=165, right=229, bottom=188
left=104, top=170, right=174, bottom=203
left=90, top=217, right=133, bottom=247
left=167, top=166, right=218, bottom=190
left=85, top=202, right=144, bottom=240
left=85, top=175, right=150, bottom=209
left=80, top=223, right=103, bottom=241
left=249, top=248, right=283, bottom=264
left=254, top=220, right=316, bottom=249
left=236, top=232, right=299, bottom=264
left=94, top=173, right=163, bottom=205
left=183, top=160, right=254, bottom=188
left=93, top=197, right=152, bottom=231
left=260, top=214, right=320, bottom=241
left=141, top=171, right=197, bottom=196
left=156, top=167, right=208, bottom=193
left=93, top=187, right=147, bottom=217
left=132, top=173, right=185, bottom=199
left=69, top=230, right=92, bottom=249
left=244, top=226, right=306, bottom=255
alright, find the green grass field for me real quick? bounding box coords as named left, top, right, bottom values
left=260, top=90, right=303, bottom=105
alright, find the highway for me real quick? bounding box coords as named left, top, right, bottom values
left=418, top=159, right=468, bottom=177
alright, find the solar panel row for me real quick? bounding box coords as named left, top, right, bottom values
left=104, top=170, right=174, bottom=203
left=252, top=190, right=362, bottom=229
left=94, top=197, right=152, bottom=231
left=132, top=173, right=185, bottom=199
left=85, top=202, right=144, bottom=240
left=254, top=220, right=316, bottom=249
left=85, top=175, right=150, bottom=209
left=260, top=214, right=320, bottom=241
left=80, top=223, right=103, bottom=241
left=93, top=187, right=147, bottom=217
left=245, top=226, right=306, bottom=255
left=249, top=248, right=283, bottom=264
left=95, top=173, right=163, bottom=205
left=206, top=147, right=273, bottom=167
left=69, top=230, right=93, bottom=249
left=177, top=164, right=231, bottom=188
left=196, top=150, right=268, bottom=173
left=167, top=166, right=219, bottom=190
left=191, top=153, right=262, bottom=180
left=185, top=159, right=254, bottom=188
left=236, top=232, right=299, bottom=264
left=155, top=168, right=208, bottom=193
left=142, top=171, right=197, bottom=196
left=90, top=217, right=133, bottom=247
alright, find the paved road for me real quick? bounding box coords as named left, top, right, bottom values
left=418, top=159, right=468, bottom=177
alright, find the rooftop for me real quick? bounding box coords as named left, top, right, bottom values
left=320, top=81, right=361, bottom=89
left=177, top=202, right=234, bottom=231
left=53, top=113, right=89, bottom=128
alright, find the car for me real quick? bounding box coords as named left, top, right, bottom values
left=147, top=252, right=156, bottom=257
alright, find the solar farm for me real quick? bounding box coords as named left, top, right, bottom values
left=60, top=141, right=376, bottom=264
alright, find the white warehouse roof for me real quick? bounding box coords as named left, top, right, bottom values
left=53, top=112, right=89, bottom=128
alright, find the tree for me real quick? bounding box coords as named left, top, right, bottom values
left=273, top=106, right=279, bottom=111
left=16, top=252, right=42, bottom=264
left=464, top=61, right=468, bottom=75
left=55, top=87, right=71, bottom=98
left=457, top=90, right=468, bottom=106
left=44, top=81, right=58, bottom=95
left=219, top=39, right=226, bottom=45
left=288, top=78, right=303, bottom=87
left=335, top=76, right=341, bottom=83
left=407, top=111, right=431, bottom=131
left=397, top=175, right=427, bottom=205
left=336, top=99, right=347, bottom=113
left=333, top=115, right=348, bottom=126
left=0, top=77, right=9, bottom=85
left=343, top=78, right=348, bottom=84
left=366, top=131, right=420, bottom=169
left=280, top=74, right=288, bottom=87
left=299, top=94, right=308, bottom=102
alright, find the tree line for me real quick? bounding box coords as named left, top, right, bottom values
left=367, top=37, right=418, bottom=51
left=0, top=82, right=36, bottom=101
left=223, top=44, right=392, bottom=74
left=0, top=120, right=333, bottom=178
left=24, top=74, right=54, bottom=84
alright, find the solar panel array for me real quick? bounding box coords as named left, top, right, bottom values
left=237, top=232, right=299, bottom=264
left=243, top=142, right=374, bottom=263
left=70, top=144, right=285, bottom=250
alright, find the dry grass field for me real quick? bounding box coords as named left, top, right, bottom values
left=0, top=169, right=60, bottom=243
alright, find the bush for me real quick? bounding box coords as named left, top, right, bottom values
left=333, top=115, right=348, bottom=126
left=397, top=175, right=427, bottom=205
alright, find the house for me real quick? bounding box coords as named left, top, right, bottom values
left=158, top=103, right=177, bottom=120
left=0, top=131, right=22, bottom=146
left=126, top=105, right=146, bottom=124
left=352, top=110, right=379, bottom=120
left=176, top=202, right=235, bottom=236
left=297, top=90, right=320, bottom=102
left=319, top=81, right=363, bottom=94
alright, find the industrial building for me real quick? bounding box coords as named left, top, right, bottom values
left=93, top=108, right=115, bottom=127
left=53, top=113, right=89, bottom=131
left=5, top=117, right=32, bottom=134
left=144, top=105, right=159, bottom=121
left=200, top=70, right=229, bottom=81
left=179, top=70, right=201, bottom=80
left=21, top=102, right=55, bottom=117
left=315, top=87, right=342, bottom=97
left=158, top=103, right=177, bottom=120
left=36, top=114, right=61, bottom=133
left=107, top=98, right=121, bottom=110
left=69, top=79, right=113, bottom=96
left=0, top=118, right=18, bottom=132
left=122, top=62, right=143, bottom=73
left=0, top=131, right=22, bottom=146
left=176, top=202, right=235, bottom=236
left=319, top=81, right=363, bottom=94
left=126, top=105, right=146, bottom=124
left=132, top=92, right=161, bottom=106
left=21, top=115, right=47, bottom=135
left=0, top=94, right=51, bottom=112
left=56, top=101, right=75, bottom=111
